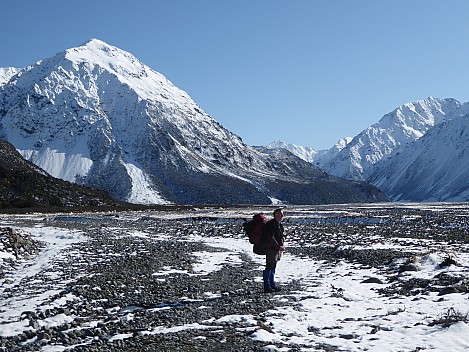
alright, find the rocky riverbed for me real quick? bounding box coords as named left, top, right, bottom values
left=1, top=203, right=469, bottom=351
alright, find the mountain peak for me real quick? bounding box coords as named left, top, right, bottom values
left=65, top=38, right=139, bottom=68
left=81, top=38, right=108, bottom=46
left=58, top=39, right=192, bottom=107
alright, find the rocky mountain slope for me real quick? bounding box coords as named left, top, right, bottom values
left=0, top=139, right=122, bottom=209
left=0, top=39, right=386, bottom=205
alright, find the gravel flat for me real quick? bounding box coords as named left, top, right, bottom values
left=1, top=203, right=469, bottom=351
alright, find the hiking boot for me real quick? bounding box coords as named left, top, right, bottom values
left=269, top=270, right=281, bottom=292
left=263, top=270, right=272, bottom=293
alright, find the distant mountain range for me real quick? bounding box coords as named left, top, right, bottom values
left=0, top=39, right=386, bottom=206
left=267, top=97, right=469, bottom=202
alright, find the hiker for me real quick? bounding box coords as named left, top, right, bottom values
left=262, top=208, right=285, bottom=293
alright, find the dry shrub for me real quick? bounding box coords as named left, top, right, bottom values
left=430, top=307, right=469, bottom=328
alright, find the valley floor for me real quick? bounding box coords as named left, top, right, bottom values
left=1, top=203, right=469, bottom=351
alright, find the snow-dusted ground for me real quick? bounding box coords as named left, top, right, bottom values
left=1, top=203, right=469, bottom=351
left=0, top=225, right=85, bottom=338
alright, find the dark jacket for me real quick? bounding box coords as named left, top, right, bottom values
left=262, top=219, right=284, bottom=251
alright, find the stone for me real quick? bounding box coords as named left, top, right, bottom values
left=361, top=277, right=383, bottom=284
left=399, top=263, right=418, bottom=273
left=438, top=287, right=459, bottom=296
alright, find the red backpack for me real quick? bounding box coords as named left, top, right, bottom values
left=243, top=214, right=268, bottom=255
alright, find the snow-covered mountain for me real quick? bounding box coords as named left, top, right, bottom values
left=266, top=141, right=320, bottom=163
left=266, top=137, right=352, bottom=166
left=369, top=114, right=469, bottom=201
left=0, top=39, right=386, bottom=205
left=270, top=97, right=469, bottom=202
left=321, top=97, right=469, bottom=181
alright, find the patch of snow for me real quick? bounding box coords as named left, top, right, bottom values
left=19, top=147, right=92, bottom=182
left=0, top=226, right=85, bottom=337
left=122, top=161, right=169, bottom=204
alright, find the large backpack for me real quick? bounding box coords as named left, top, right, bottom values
left=243, top=214, right=267, bottom=255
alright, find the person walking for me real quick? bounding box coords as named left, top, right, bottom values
left=262, top=208, right=285, bottom=293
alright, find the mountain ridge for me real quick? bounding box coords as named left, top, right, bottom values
left=369, top=113, right=469, bottom=201
left=321, top=97, right=468, bottom=181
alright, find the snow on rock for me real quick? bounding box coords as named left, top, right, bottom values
left=0, top=67, right=22, bottom=86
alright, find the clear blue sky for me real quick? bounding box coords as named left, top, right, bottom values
left=2, top=0, right=469, bottom=149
